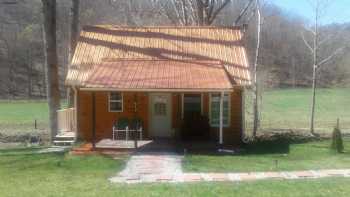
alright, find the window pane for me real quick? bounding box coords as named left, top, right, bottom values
left=110, top=101, right=122, bottom=111
left=210, top=93, right=229, bottom=126
left=154, top=103, right=166, bottom=116
left=110, top=92, right=122, bottom=101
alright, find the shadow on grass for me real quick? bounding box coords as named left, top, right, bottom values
left=179, top=139, right=291, bottom=156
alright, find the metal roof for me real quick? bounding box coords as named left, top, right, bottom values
left=66, top=25, right=251, bottom=88
left=80, top=59, right=233, bottom=91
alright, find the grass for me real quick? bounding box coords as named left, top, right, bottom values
left=183, top=139, right=350, bottom=172
left=0, top=100, right=66, bottom=135
left=0, top=148, right=350, bottom=197
left=1, top=148, right=350, bottom=197
left=259, top=88, right=350, bottom=131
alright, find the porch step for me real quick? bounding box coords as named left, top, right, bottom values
left=53, top=132, right=75, bottom=146
left=53, top=140, right=75, bottom=146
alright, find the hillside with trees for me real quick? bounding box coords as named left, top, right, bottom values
left=0, top=0, right=349, bottom=99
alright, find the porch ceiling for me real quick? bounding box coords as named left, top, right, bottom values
left=77, top=59, right=235, bottom=91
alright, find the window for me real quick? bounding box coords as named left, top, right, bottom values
left=109, top=92, right=123, bottom=112
left=210, top=93, right=230, bottom=127
left=154, top=103, right=167, bottom=116
left=154, top=95, right=168, bottom=116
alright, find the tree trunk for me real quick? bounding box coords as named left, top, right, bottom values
left=252, top=0, right=261, bottom=137
left=70, top=0, right=79, bottom=59
left=310, top=64, right=317, bottom=135
left=310, top=2, right=319, bottom=136
left=41, top=0, right=60, bottom=141
left=67, top=0, right=80, bottom=107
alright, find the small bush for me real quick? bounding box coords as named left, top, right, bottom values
left=331, top=127, right=344, bottom=153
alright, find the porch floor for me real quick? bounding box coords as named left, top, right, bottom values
left=95, top=139, right=152, bottom=149
left=95, top=138, right=178, bottom=152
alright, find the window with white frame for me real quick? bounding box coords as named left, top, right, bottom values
left=210, top=93, right=230, bottom=127
left=109, top=92, right=123, bottom=112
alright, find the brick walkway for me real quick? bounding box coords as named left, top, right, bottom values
left=109, top=152, right=350, bottom=184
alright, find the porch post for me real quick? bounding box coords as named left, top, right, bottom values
left=92, top=92, right=96, bottom=149
left=73, top=87, right=78, bottom=141
left=219, top=91, right=224, bottom=145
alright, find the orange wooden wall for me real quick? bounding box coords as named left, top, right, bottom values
left=77, top=89, right=242, bottom=144
left=77, top=91, right=149, bottom=141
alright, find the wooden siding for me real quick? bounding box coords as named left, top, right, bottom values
left=77, top=89, right=242, bottom=145
left=77, top=91, right=149, bottom=141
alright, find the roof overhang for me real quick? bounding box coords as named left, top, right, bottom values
left=79, top=87, right=235, bottom=92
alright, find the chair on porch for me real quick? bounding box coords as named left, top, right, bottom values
left=130, top=118, right=143, bottom=140
left=112, top=117, right=129, bottom=141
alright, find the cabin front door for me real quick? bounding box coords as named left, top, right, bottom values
left=149, top=93, right=172, bottom=138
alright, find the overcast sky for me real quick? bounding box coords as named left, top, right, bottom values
left=270, top=0, right=350, bottom=24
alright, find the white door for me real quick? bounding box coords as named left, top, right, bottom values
left=149, top=93, right=172, bottom=138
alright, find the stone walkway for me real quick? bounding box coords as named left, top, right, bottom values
left=109, top=152, right=350, bottom=184
left=109, top=152, right=183, bottom=184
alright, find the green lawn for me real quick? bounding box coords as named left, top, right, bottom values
left=259, top=88, right=350, bottom=131
left=1, top=148, right=350, bottom=197
left=0, top=100, right=66, bottom=135
left=184, top=139, right=350, bottom=172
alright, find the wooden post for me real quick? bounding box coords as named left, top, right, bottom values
left=219, top=91, right=224, bottom=145
left=92, top=92, right=96, bottom=149
left=336, top=118, right=340, bottom=129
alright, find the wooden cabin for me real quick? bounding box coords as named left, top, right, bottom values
left=63, top=26, right=251, bottom=147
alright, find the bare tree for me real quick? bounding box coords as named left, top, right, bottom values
left=70, top=0, right=79, bottom=59
left=301, top=0, right=347, bottom=136
left=154, top=0, right=231, bottom=26
left=41, top=0, right=61, bottom=141
left=67, top=0, right=80, bottom=107
left=252, top=0, right=261, bottom=137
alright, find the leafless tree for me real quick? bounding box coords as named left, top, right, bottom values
left=252, top=0, right=261, bottom=137
left=41, top=0, right=61, bottom=141
left=67, top=0, right=80, bottom=107
left=70, top=0, right=79, bottom=59
left=301, top=0, right=347, bottom=136
left=153, top=0, right=232, bottom=26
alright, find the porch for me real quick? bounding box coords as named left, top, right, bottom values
left=54, top=108, right=77, bottom=146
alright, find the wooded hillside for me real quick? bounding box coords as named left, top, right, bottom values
left=0, top=0, right=349, bottom=99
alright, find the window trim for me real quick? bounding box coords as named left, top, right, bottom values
left=209, top=92, right=231, bottom=127
left=181, top=93, right=203, bottom=119
left=108, top=92, right=123, bottom=112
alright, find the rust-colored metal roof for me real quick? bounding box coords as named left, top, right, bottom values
left=66, top=25, right=251, bottom=87
left=80, top=59, right=233, bottom=91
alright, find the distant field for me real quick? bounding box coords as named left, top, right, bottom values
left=0, top=100, right=66, bottom=135
left=0, top=88, right=349, bottom=136
left=259, top=88, right=350, bottom=132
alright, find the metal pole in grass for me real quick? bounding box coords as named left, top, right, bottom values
left=336, top=118, right=340, bottom=130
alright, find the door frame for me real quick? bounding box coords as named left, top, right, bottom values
left=148, top=93, right=172, bottom=138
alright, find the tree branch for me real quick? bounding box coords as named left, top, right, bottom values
left=234, top=0, right=254, bottom=25
left=208, top=0, right=230, bottom=24
left=301, top=32, right=314, bottom=54
left=317, top=46, right=346, bottom=67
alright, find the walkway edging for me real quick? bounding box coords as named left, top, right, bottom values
left=109, top=169, right=350, bottom=184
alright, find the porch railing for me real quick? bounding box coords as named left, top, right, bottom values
left=57, top=108, right=76, bottom=133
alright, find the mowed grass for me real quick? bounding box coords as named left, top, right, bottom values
left=260, top=88, right=350, bottom=131
left=0, top=100, right=66, bottom=134
left=184, top=139, right=350, bottom=172
left=1, top=148, right=350, bottom=197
